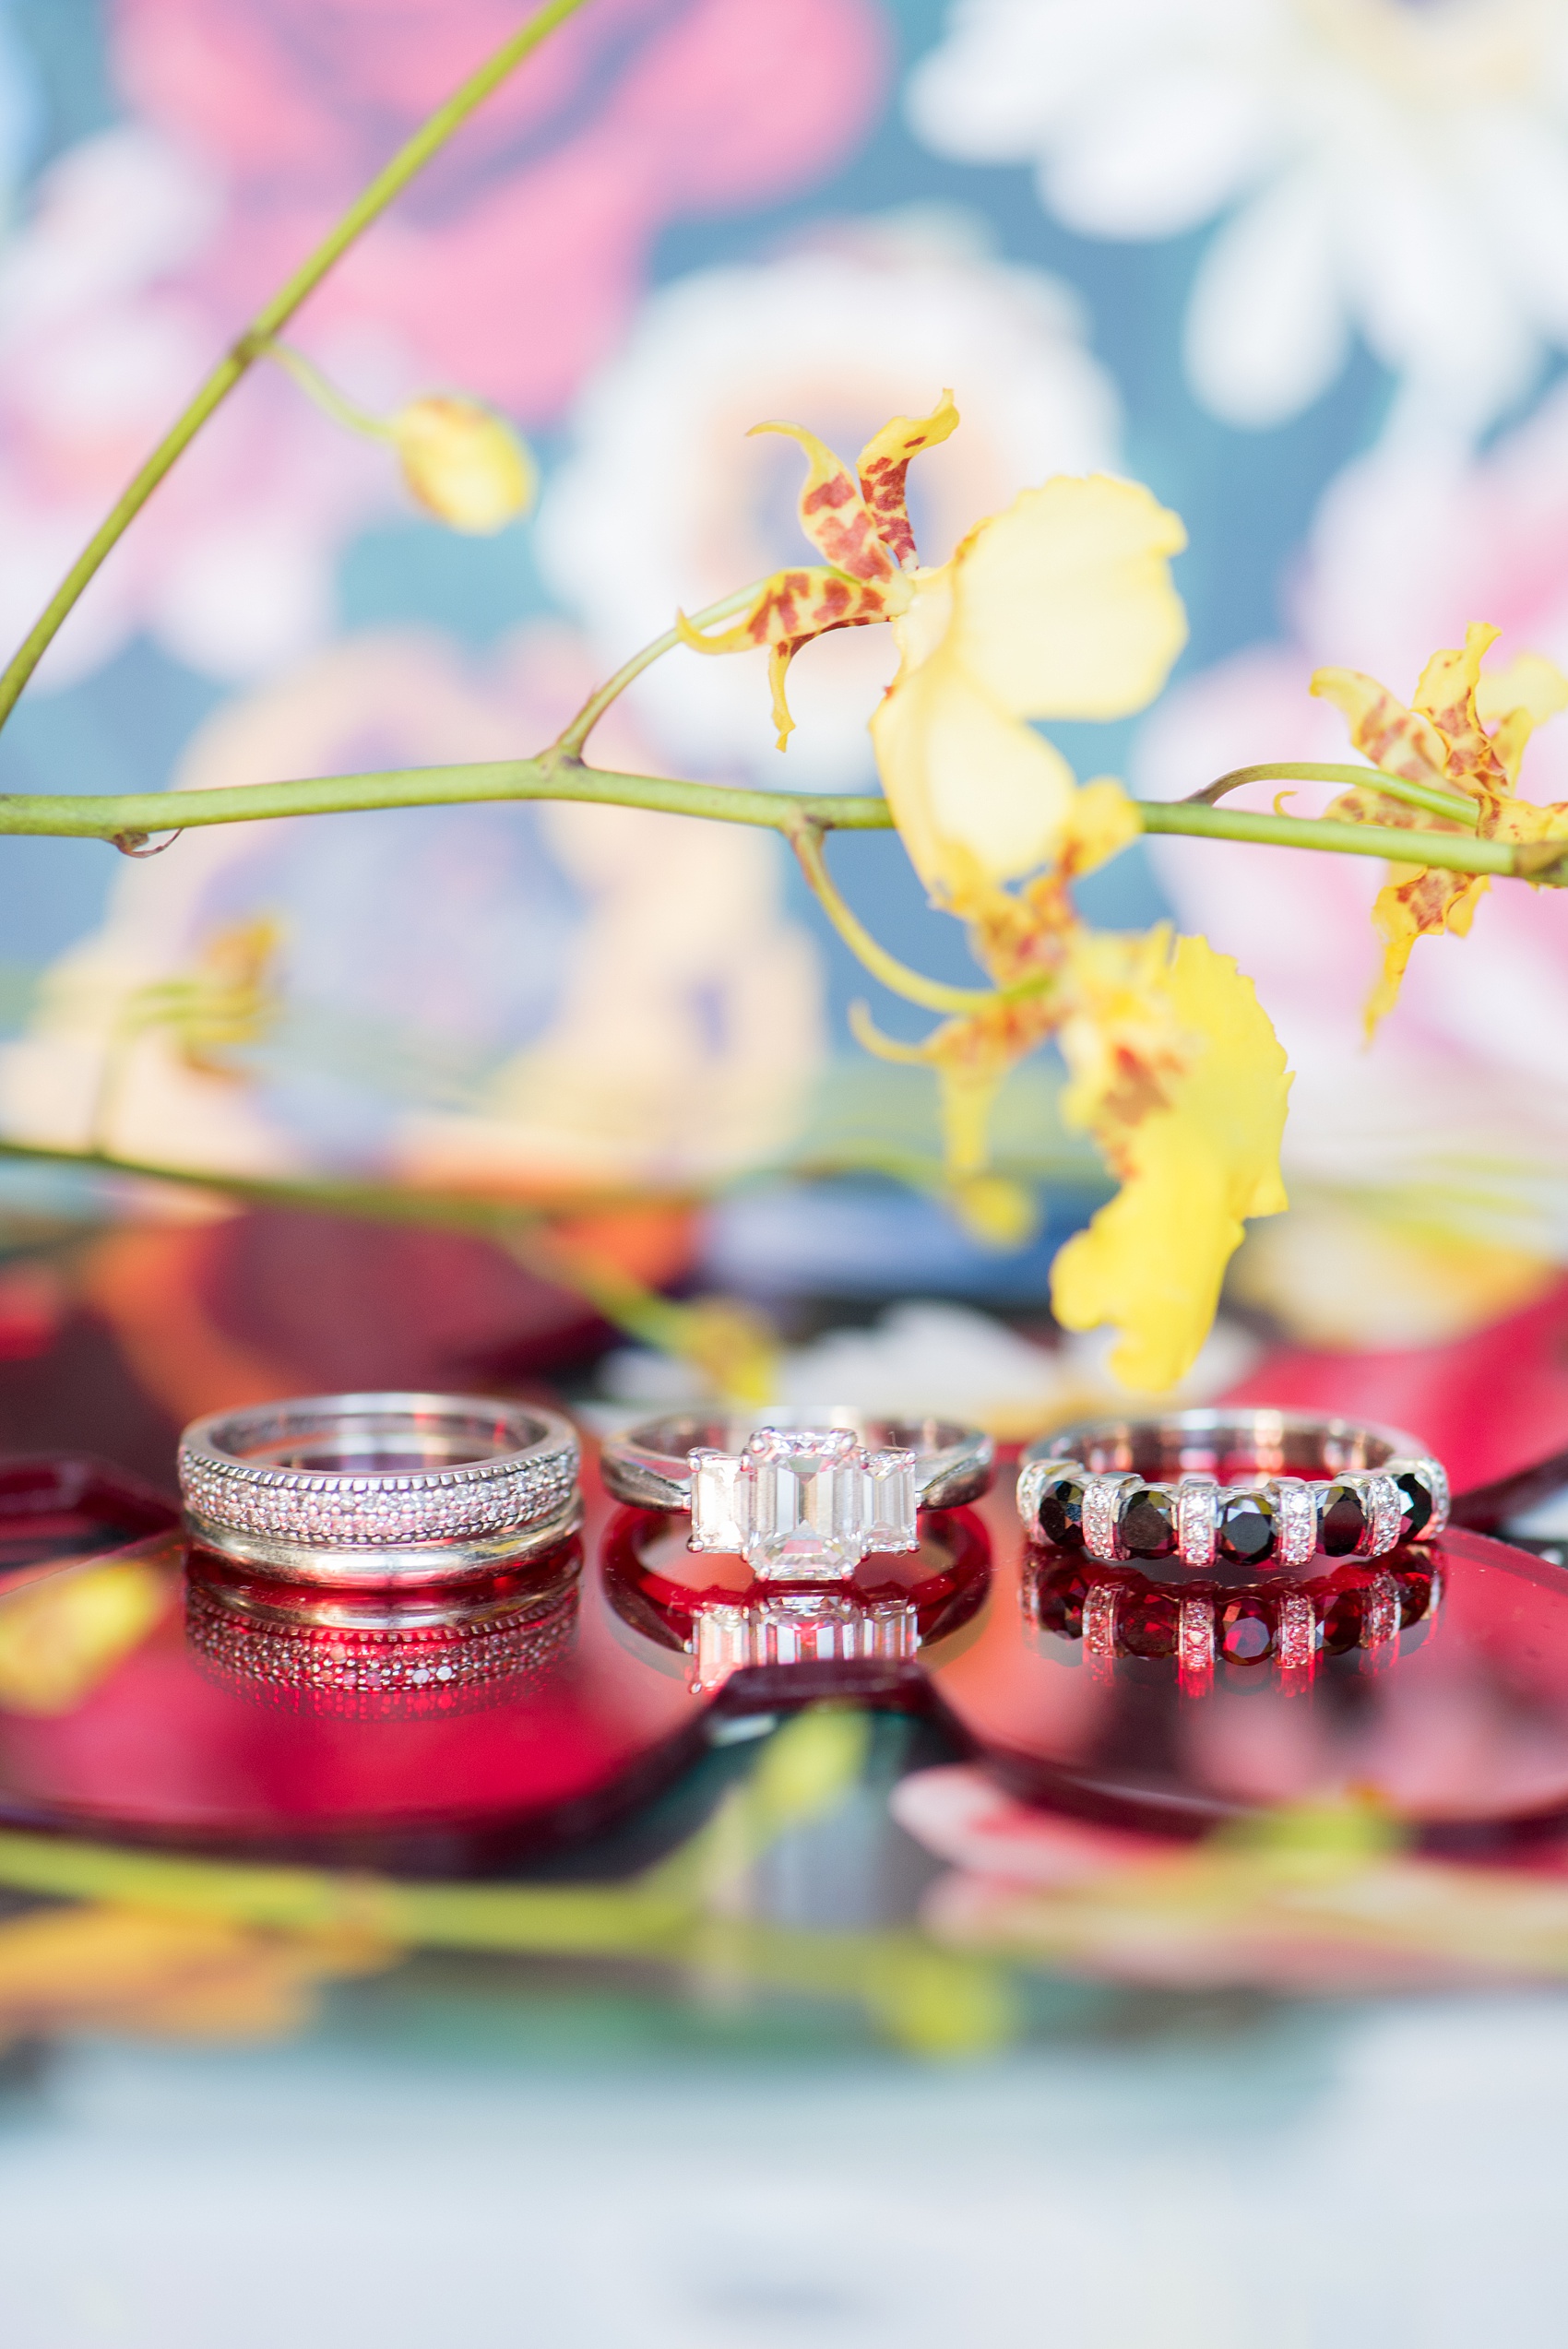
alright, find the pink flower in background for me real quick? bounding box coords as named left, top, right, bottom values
left=111, top=0, right=892, bottom=416
left=0, top=127, right=391, bottom=682
left=0, top=0, right=888, bottom=685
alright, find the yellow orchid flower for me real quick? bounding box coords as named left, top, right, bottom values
left=1050, top=932, right=1291, bottom=1391
left=390, top=395, right=537, bottom=534
left=677, top=396, right=1187, bottom=902
left=683, top=396, right=1284, bottom=1394
left=677, top=396, right=961, bottom=748
left=871, top=471, right=1185, bottom=908
left=1313, top=623, right=1568, bottom=1033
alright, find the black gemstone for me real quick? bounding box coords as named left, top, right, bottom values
left=1119, top=1586, right=1178, bottom=1659
left=1320, top=1483, right=1367, bottom=1557
left=1395, top=1470, right=1433, bottom=1541
left=1122, top=1486, right=1178, bottom=1560
left=1320, top=1587, right=1363, bottom=1654
left=1394, top=1565, right=1434, bottom=1627
left=1218, top=1597, right=1272, bottom=1664
left=1037, top=1476, right=1086, bottom=1551
left=1034, top=1564, right=1089, bottom=1639
left=1218, top=1490, right=1277, bottom=1566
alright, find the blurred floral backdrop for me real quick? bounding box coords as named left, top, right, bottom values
left=4, top=0, right=1568, bottom=1408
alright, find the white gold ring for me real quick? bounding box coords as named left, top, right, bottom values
left=600, top=1410, right=994, bottom=1582
left=178, top=1391, right=581, bottom=1584
left=1017, top=1408, right=1447, bottom=1575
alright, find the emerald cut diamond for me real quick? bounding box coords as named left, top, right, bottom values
left=688, top=1426, right=919, bottom=1580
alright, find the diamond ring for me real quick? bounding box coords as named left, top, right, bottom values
left=179, top=1392, right=581, bottom=1584
left=599, top=1412, right=994, bottom=1581
left=1017, top=1408, right=1447, bottom=1574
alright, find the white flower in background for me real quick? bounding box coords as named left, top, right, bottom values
left=0, top=127, right=409, bottom=684
left=537, top=216, right=1118, bottom=787
left=1133, top=391, right=1568, bottom=1341
left=0, top=625, right=824, bottom=1183
left=595, top=1298, right=1258, bottom=1437
left=909, top=0, right=1568, bottom=432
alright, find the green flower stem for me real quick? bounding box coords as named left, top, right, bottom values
left=0, top=1135, right=694, bottom=1231
left=789, top=821, right=994, bottom=1015
left=0, top=765, right=894, bottom=843
left=552, top=584, right=771, bottom=759
left=259, top=339, right=395, bottom=442
left=0, top=0, right=593, bottom=737
left=5, top=760, right=1564, bottom=887
left=1138, top=798, right=1562, bottom=879
left=1192, top=761, right=1480, bottom=828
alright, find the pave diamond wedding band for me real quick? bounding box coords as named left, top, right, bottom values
left=179, top=1392, right=581, bottom=1584
left=600, top=1411, right=994, bottom=1581
left=1017, top=1408, right=1448, bottom=1575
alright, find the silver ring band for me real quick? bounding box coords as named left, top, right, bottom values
left=600, top=1410, right=993, bottom=1584
left=1017, top=1408, right=1448, bottom=1572
left=600, top=1411, right=994, bottom=1513
left=179, top=1391, right=580, bottom=1585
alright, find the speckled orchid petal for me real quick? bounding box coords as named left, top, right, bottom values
left=948, top=475, right=1188, bottom=720
left=1476, top=651, right=1568, bottom=784
left=1314, top=624, right=1568, bottom=1033
left=1051, top=934, right=1290, bottom=1393
left=677, top=565, right=897, bottom=748
left=871, top=635, right=1081, bottom=898
left=1310, top=666, right=1464, bottom=798
left=749, top=421, right=900, bottom=585
left=855, top=390, right=960, bottom=569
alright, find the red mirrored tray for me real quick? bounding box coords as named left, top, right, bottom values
left=1, top=1452, right=1566, bottom=1867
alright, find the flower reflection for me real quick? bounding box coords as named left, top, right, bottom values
left=0, top=1902, right=393, bottom=2047
left=184, top=1536, right=581, bottom=1719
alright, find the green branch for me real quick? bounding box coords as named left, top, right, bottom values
left=0, top=0, right=593, bottom=735
left=1138, top=798, right=1560, bottom=879
left=789, top=821, right=994, bottom=1014
left=3, top=757, right=1561, bottom=891
left=1191, top=760, right=1480, bottom=828
left=0, top=763, right=894, bottom=843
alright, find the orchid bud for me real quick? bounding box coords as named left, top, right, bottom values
left=389, top=395, right=536, bottom=534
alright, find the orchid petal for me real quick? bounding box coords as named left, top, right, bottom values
left=749, top=420, right=898, bottom=585
left=1051, top=934, right=1289, bottom=1391
left=1477, top=650, right=1568, bottom=785
left=1309, top=666, right=1453, bottom=791
left=856, top=390, right=960, bottom=569
left=943, top=475, right=1185, bottom=723
left=677, top=565, right=896, bottom=748
left=871, top=640, right=1080, bottom=896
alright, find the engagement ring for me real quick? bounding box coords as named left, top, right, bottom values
left=600, top=1411, right=994, bottom=1581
